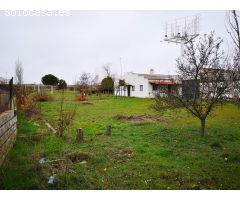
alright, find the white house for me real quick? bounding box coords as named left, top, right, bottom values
left=115, top=69, right=181, bottom=98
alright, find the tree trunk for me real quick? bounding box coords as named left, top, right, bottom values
left=200, top=118, right=206, bottom=137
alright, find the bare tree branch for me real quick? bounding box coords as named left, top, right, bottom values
left=103, top=63, right=111, bottom=77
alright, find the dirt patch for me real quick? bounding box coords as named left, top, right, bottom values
left=115, top=114, right=165, bottom=124
left=115, top=149, right=134, bottom=159
left=67, top=152, right=90, bottom=163
left=76, top=100, right=93, bottom=105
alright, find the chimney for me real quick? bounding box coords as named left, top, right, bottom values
left=150, top=69, right=154, bottom=75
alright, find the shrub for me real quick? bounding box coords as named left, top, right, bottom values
left=57, top=79, right=67, bottom=90
left=15, top=88, right=41, bottom=117
left=23, top=99, right=41, bottom=117
left=15, top=88, right=28, bottom=110
left=75, top=93, right=87, bottom=101
left=56, top=90, right=76, bottom=137
left=33, top=93, right=54, bottom=102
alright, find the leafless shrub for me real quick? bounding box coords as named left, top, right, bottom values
left=56, top=90, right=76, bottom=138
left=33, top=93, right=54, bottom=102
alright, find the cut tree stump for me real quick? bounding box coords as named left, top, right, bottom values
left=76, top=128, right=84, bottom=143
left=105, top=125, right=111, bottom=136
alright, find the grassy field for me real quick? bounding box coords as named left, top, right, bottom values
left=0, top=90, right=240, bottom=189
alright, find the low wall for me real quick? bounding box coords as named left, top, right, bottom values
left=0, top=110, right=17, bottom=166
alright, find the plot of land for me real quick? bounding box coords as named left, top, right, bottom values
left=0, top=91, right=240, bottom=189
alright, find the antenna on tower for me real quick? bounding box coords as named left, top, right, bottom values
left=120, top=57, right=123, bottom=77
left=163, top=15, right=200, bottom=55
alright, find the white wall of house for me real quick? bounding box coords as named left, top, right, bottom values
left=115, top=72, right=153, bottom=98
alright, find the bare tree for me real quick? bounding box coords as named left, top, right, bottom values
left=103, top=63, right=111, bottom=77
left=226, top=10, right=240, bottom=54
left=78, top=72, right=91, bottom=86
left=15, top=58, right=23, bottom=85
left=152, top=32, right=231, bottom=137
left=226, top=10, right=240, bottom=106
left=77, top=72, right=92, bottom=94
left=14, top=58, right=27, bottom=109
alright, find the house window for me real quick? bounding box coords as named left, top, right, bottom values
left=152, top=85, right=158, bottom=91
left=132, top=86, right=135, bottom=91
left=140, top=85, right=143, bottom=91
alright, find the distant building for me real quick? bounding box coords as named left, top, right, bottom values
left=0, top=77, right=9, bottom=84
left=182, top=68, right=240, bottom=100
left=115, top=69, right=181, bottom=98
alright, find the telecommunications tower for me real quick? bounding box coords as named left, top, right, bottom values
left=163, top=15, right=200, bottom=55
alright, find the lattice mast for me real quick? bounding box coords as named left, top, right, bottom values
left=164, top=15, right=200, bottom=55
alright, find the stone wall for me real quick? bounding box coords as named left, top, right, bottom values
left=0, top=110, right=17, bottom=166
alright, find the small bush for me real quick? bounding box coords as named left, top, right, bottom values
left=15, top=87, right=41, bottom=117
left=34, top=93, right=54, bottom=102
left=18, top=94, right=41, bottom=117
left=56, top=90, right=76, bottom=137
left=15, top=88, right=28, bottom=109
left=75, top=93, right=87, bottom=101
left=23, top=101, right=41, bottom=117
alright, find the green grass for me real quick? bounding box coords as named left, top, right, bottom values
left=0, top=90, right=240, bottom=189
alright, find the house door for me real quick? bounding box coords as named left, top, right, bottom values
left=127, top=85, right=131, bottom=97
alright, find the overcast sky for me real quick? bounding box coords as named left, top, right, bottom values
left=0, top=10, right=232, bottom=84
